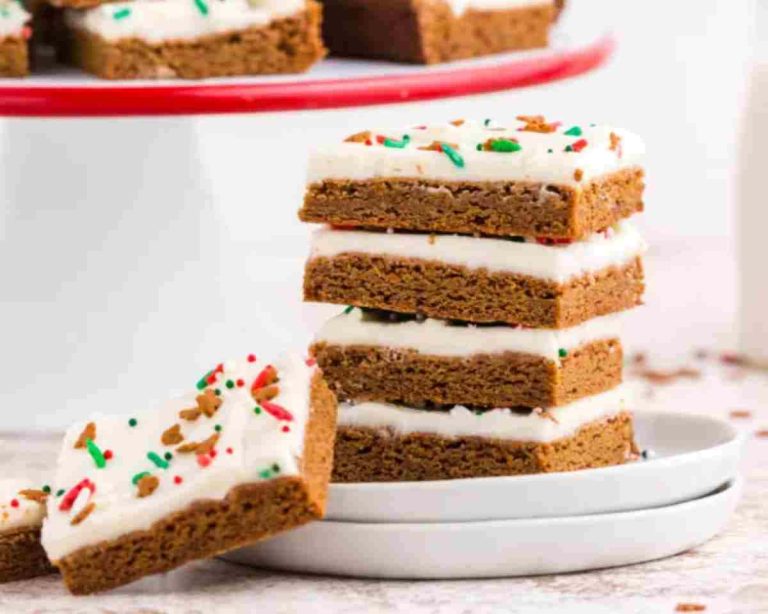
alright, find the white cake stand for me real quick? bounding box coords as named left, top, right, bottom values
left=0, top=13, right=613, bottom=429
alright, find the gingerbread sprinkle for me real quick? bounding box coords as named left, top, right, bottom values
left=137, top=475, right=159, bottom=498
left=179, top=407, right=201, bottom=421
left=74, top=422, right=96, bottom=449
left=161, top=424, right=184, bottom=445
left=516, top=115, right=559, bottom=133
left=71, top=502, right=96, bottom=526
left=18, top=489, right=47, bottom=503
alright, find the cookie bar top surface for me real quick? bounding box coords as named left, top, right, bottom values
left=0, top=480, right=47, bottom=534
left=309, top=220, right=646, bottom=283
left=0, top=1, right=30, bottom=37
left=306, top=118, right=644, bottom=186
left=41, top=354, right=314, bottom=562
left=316, top=307, right=623, bottom=361
left=338, top=385, right=628, bottom=442
left=65, top=0, right=308, bottom=42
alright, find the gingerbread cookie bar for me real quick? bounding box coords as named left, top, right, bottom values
left=333, top=387, right=635, bottom=482
left=0, top=480, right=54, bottom=583
left=0, top=0, right=30, bottom=77
left=319, top=0, right=556, bottom=64
left=41, top=354, right=337, bottom=595
left=312, top=307, right=623, bottom=408
left=61, top=0, right=326, bottom=79
left=301, top=118, right=645, bottom=240
left=304, top=221, right=646, bottom=327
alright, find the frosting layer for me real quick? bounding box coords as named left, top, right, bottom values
left=447, top=0, right=553, bottom=14
left=0, top=479, right=46, bottom=534
left=338, top=386, right=628, bottom=442
left=310, top=221, right=646, bottom=284
left=65, top=0, right=306, bottom=43
left=42, top=354, right=313, bottom=562
left=306, top=118, right=644, bottom=186
left=316, top=308, right=623, bottom=361
left=0, top=0, right=29, bottom=37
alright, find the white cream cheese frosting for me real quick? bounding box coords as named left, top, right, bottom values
left=338, top=386, right=628, bottom=443
left=306, top=118, right=644, bottom=186
left=0, top=480, right=47, bottom=534
left=42, top=354, right=314, bottom=562
left=0, top=0, right=30, bottom=38
left=310, top=221, right=646, bottom=284
left=65, top=0, right=306, bottom=43
left=316, top=308, right=623, bottom=362
left=446, top=0, right=553, bottom=15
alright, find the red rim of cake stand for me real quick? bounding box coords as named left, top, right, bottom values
left=0, top=34, right=614, bottom=117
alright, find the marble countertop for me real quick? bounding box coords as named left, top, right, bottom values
left=1, top=354, right=767, bottom=614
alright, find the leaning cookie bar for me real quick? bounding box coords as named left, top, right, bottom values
left=61, top=0, right=326, bottom=79
left=0, top=480, right=54, bottom=583
left=300, top=118, right=644, bottom=240
left=312, top=308, right=624, bottom=408
left=320, top=0, right=556, bottom=64
left=0, top=0, right=31, bottom=77
left=41, top=354, right=337, bottom=595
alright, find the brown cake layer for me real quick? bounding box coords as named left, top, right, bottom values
left=0, top=527, right=55, bottom=583
left=333, top=412, right=635, bottom=482
left=304, top=255, right=644, bottom=328
left=62, top=2, right=326, bottom=79
left=54, top=373, right=337, bottom=595
left=0, top=36, right=29, bottom=77
left=320, top=0, right=554, bottom=64
left=301, top=169, right=645, bottom=240
left=312, top=338, right=622, bottom=408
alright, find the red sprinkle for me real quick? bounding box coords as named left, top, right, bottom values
left=305, top=357, right=317, bottom=367
left=21, top=26, right=31, bottom=41
left=282, top=425, right=290, bottom=433
left=571, top=139, right=588, bottom=152
left=104, top=450, right=114, bottom=461
left=375, top=135, right=386, bottom=144
left=197, top=455, right=211, bottom=468
left=236, top=379, right=245, bottom=388
left=174, top=476, right=183, bottom=485
left=247, top=354, right=257, bottom=363
left=206, top=373, right=217, bottom=385
left=262, top=400, right=294, bottom=422
left=535, top=237, right=573, bottom=246
left=226, top=447, right=233, bottom=454
left=10, top=499, right=19, bottom=508
left=210, top=449, right=217, bottom=458
left=59, top=479, right=95, bottom=512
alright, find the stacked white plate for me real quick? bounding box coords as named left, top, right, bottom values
left=223, top=412, right=744, bottom=577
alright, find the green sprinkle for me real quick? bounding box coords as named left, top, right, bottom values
left=193, top=0, right=209, bottom=15
left=225, top=379, right=235, bottom=389
left=558, top=348, right=568, bottom=358
left=214, top=424, right=222, bottom=432
left=259, top=468, right=272, bottom=479
left=489, top=139, right=522, bottom=153
left=42, top=485, right=51, bottom=494
left=440, top=143, right=464, bottom=169
left=564, top=145, right=573, bottom=152
left=510, top=236, right=525, bottom=243
left=564, top=126, right=583, bottom=137
left=196, top=371, right=212, bottom=390
left=147, top=451, right=169, bottom=470
left=86, top=438, right=106, bottom=469
left=483, top=118, right=491, bottom=127
left=476, top=144, right=482, bottom=151
left=214, top=388, right=221, bottom=396
left=132, top=471, right=150, bottom=485
left=547, top=148, right=553, bottom=153
left=271, top=463, right=280, bottom=473
left=164, top=451, right=173, bottom=461
left=254, top=406, right=262, bottom=415
left=56, top=489, right=65, bottom=498
left=382, top=135, right=410, bottom=149
left=128, top=418, right=138, bottom=427
left=343, top=305, right=354, bottom=315
left=112, top=7, right=131, bottom=20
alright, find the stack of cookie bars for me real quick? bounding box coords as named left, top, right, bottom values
left=301, top=116, right=646, bottom=482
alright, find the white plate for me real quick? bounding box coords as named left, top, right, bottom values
left=223, top=478, right=742, bottom=579
left=325, top=411, right=743, bottom=523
